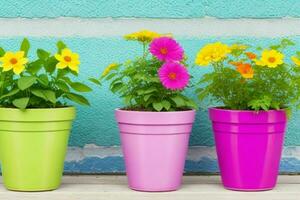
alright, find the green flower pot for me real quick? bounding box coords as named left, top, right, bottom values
left=0, top=107, right=76, bottom=191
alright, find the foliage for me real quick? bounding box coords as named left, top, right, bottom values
left=195, top=39, right=300, bottom=111
left=0, top=38, right=91, bottom=109
left=96, top=30, right=196, bottom=112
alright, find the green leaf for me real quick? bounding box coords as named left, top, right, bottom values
left=144, top=87, right=157, bottom=94
left=37, top=74, right=49, bottom=86
left=0, top=47, right=5, bottom=57
left=69, top=69, right=78, bottom=76
left=185, top=99, right=198, bottom=109
left=20, top=38, right=30, bottom=56
left=89, top=78, right=101, bottom=85
left=144, top=94, right=152, bottom=101
left=61, top=76, right=72, bottom=83
left=271, top=102, right=280, bottom=110
left=281, top=38, right=295, bottom=46
left=153, top=102, right=163, bottom=111
left=68, top=82, right=92, bottom=92
left=110, top=82, right=123, bottom=93
left=29, top=96, right=42, bottom=106
left=199, top=73, right=214, bottom=84
left=31, top=89, right=56, bottom=103
left=123, top=95, right=132, bottom=105
left=261, top=104, right=268, bottom=111
left=44, top=56, right=58, bottom=73
left=0, top=89, right=20, bottom=99
left=270, top=45, right=280, bottom=50
left=13, top=97, right=30, bottom=109
left=105, top=73, right=116, bottom=81
left=149, top=77, right=160, bottom=83
left=171, top=95, right=185, bottom=107
left=56, top=80, right=70, bottom=92
left=27, top=59, right=43, bottom=74
left=231, top=49, right=243, bottom=57
left=57, top=41, right=67, bottom=53
left=37, top=49, right=50, bottom=60
left=57, top=69, right=69, bottom=79
left=248, top=96, right=271, bottom=111
left=17, top=76, right=37, bottom=90
left=197, top=89, right=210, bottom=101
left=65, top=93, right=90, bottom=106
left=137, top=87, right=157, bottom=95
left=161, top=100, right=171, bottom=110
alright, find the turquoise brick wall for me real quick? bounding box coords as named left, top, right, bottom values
left=1, top=0, right=300, bottom=18
left=0, top=1, right=300, bottom=173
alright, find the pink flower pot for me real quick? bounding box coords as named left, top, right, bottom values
left=115, top=109, right=195, bottom=192
left=209, top=108, right=287, bottom=191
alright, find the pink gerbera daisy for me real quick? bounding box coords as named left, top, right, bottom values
left=149, top=37, right=184, bottom=62
left=158, top=62, right=190, bottom=90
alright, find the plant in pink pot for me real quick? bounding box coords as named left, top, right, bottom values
left=98, top=30, right=197, bottom=192
left=195, top=39, right=300, bottom=191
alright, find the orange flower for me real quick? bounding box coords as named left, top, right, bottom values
left=236, top=63, right=254, bottom=79
left=245, top=52, right=256, bottom=60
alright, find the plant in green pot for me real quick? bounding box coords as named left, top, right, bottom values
left=96, top=30, right=197, bottom=192
left=0, top=39, right=91, bottom=191
left=194, top=39, right=300, bottom=191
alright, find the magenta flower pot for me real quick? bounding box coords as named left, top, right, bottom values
left=115, top=109, right=195, bottom=192
left=209, top=108, right=287, bottom=191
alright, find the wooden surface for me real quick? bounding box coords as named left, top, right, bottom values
left=0, top=175, right=298, bottom=200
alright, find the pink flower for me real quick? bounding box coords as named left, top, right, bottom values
left=158, top=62, right=190, bottom=90
left=149, top=37, right=184, bottom=62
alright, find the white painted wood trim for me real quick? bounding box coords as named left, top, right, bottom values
left=1, top=17, right=300, bottom=37
left=0, top=175, right=299, bottom=200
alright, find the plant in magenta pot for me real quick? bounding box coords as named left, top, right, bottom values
left=195, top=39, right=300, bottom=191
left=0, top=39, right=91, bottom=191
left=99, top=30, right=197, bottom=192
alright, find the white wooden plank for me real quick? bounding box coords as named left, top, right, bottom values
left=1, top=18, right=300, bottom=37
left=0, top=175, right=299, bottom=200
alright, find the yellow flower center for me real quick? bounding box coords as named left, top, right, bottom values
left=10, top=58, right=18, bottom=65
left=168, top=72, right=177, bottom=80
left=160, top=48, right=168, bottom=55
left=268, top=57, right=276, bottom=63
left=64, top=56, right=72, bottom=62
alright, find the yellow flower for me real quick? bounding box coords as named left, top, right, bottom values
left=257, top=49, right=284, bottom=68
left=124, top=30, right=161, bottom=43
left=253, top=58, right=266, bottom=66
left=0, top=51, right=28, bottom=75
left=195, top=42, right=231, bottom=66
left=230, top=44, right=248, bottom=50
left=102, top=63, right=119, bottom=77
left=55, top=48, right=80, bottom=73
left=291, top=56, right=300, bottom=66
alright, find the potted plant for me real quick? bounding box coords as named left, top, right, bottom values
left=98, top=30, right=197, bottom=192
left=195, top=39, right=300, bottom=191
left=0, top=39, right=91, bottom=191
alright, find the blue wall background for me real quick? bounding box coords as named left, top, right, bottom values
left=0, top=1, right=300, bottom=173
left=1, top=0, right=300, bottom=18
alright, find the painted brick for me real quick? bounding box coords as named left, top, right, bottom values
left=0, top=0, right=300, bottom=19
